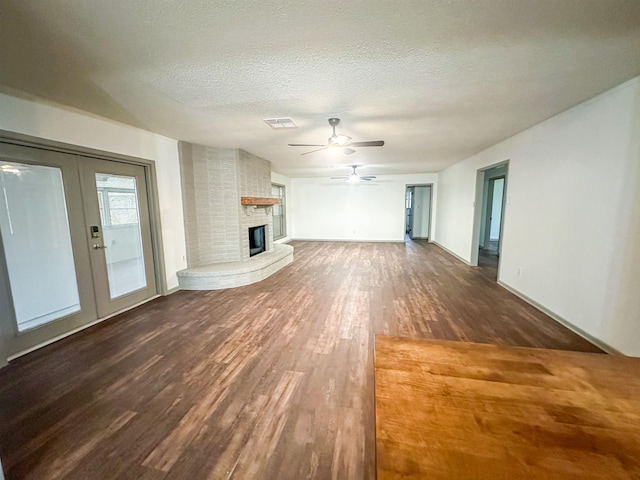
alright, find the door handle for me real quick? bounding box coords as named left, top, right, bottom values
left=92, top=244, right=108, bottom=249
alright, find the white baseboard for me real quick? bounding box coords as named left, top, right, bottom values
left=7, top=295, right=161, bottom=362
left=430, top=241, right=472, bottom=266
left=291, top=238, right=404, bottom=243
left=430, top=243, right=621, bottom=355
left=497, top=281, right=622, bottom=356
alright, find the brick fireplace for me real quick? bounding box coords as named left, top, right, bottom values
left=179, top=143, right=275, bottom=266
left=177, top=142, right=293, bottom=290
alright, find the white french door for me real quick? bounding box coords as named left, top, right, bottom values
left=80, top=158, right=156, bottom=318
left=0, top=142, right=157, bottom=356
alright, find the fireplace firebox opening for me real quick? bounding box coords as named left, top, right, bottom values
left=249, top=225, right=266, bottom=257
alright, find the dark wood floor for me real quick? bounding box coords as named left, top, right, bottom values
left=0, top=240, right=602, bottom=480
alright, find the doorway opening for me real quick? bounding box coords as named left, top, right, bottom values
left=483, top=176, right=506, bottom=255
left=471, top=163, right=509, bottom=280
left=405, top=185, right=432, bottom=241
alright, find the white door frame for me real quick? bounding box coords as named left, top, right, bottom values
left=470, top=161, right=509, bottom=268
left=404, top=183, right=433, bottom=241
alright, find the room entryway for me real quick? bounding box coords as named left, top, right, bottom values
left=0, top=142, right=157, bottom=356
left=472, top=163, right=508, bottom=280
left=483, top=175, right=505, bottom=255
left=405, top=185, right=432, bottom=240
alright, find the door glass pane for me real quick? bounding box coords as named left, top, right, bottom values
left=0, top=162, right=80, bottom=331
left=95, top=174, right=147, bottom=299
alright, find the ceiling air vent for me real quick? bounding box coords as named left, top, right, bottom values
left=263, top=117, right=297, bottom=129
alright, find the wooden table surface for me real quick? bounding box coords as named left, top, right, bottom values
left=375, top=335, right=640, bottom=479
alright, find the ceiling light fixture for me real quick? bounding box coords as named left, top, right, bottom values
left=288, top=118, right=384, bottom=156
left=331, top=165, right=376, bottom=183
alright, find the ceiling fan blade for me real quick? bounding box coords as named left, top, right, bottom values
left=301, top=147, right=328, bottom=156
left=347, top=140, right=385, bottom=147
left=360, top=175, right=376, bottom=180
left=361, top=177, right=373, bottom=181
left=342, top=147, right=356, bottom=155
left=288, top=143, right=327, bottom=147
left=330, top=176, right=349, bottom=179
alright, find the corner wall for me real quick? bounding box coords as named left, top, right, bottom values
left=434, top=76, right=640, bottom=356
left=180, top=143, right=242, bottom=265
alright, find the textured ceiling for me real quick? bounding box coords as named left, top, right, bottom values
left=1, top=1, right=640, bottom=177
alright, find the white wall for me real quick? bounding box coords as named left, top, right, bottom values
left=434, top=76, right=640, bottom=356
left=0, top=91, right=187, bottom=290
left=271, top=172, right=293, bottom=244
left=291, top=174, right=437, bottom=242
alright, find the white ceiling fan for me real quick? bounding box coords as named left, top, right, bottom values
left=331, top=165, right=376, bottom=183
left=288, top=118, right=384, bottom=156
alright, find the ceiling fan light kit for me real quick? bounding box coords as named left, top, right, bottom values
left=288, top=118, right=384, bottom=156
left=331, top=165, right=376, bottom=184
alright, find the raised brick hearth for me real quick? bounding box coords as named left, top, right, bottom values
left=177, top=142, right=292, bottom=289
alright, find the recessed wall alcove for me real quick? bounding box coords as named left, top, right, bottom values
left=176, top=142, right=293, bottom=290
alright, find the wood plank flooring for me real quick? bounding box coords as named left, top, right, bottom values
left=375, top=336, right=640, bottom=479
left=0, top=240, right=602, bottom=479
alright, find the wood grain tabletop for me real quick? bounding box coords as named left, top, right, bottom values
left=375, top=335, right=640, bottom=479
